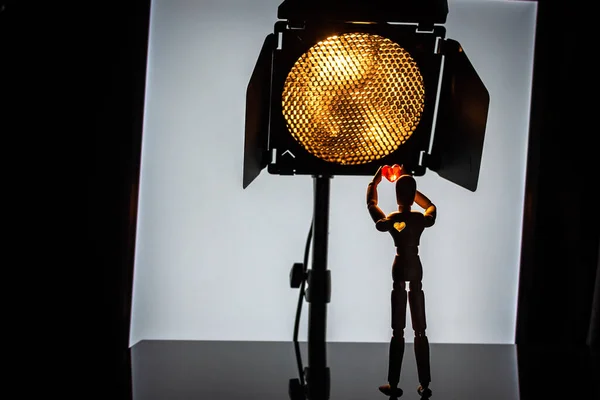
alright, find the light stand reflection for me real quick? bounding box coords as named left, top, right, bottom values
left=289, top=338, right=330, bottom=400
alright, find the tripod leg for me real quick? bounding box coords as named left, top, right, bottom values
left=409, top=281, right=431, bottom=394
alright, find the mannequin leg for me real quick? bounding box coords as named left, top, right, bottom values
left=380, top=281, right=407, bottom=396
left=389, top=281, right=407, bottom=387
left=409, top=281, right=432, bottom=396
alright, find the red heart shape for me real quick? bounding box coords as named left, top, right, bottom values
left=382, top=164, right=402, bottom=182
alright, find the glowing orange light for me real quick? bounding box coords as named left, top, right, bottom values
left=382, top=164, right=402, bottom=182
left=393, top=222, right=406, bottom=232
left=281, top=33, right=425, bottom=165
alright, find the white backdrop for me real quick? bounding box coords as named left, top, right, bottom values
left=129, top=0, right=537, bottom=346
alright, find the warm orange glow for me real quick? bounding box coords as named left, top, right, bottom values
left=282, top=33, right=425, bottom=165
left=393, top=222, right=406, bottom=232
left=382, top=164, right=402, bottom=182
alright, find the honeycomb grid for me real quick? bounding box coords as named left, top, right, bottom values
left=282, top=33, right=425, bottom=165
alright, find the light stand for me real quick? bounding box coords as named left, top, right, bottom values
left=304, top=175, right=331, bottom=399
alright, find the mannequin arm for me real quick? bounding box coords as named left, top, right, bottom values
left=415, top=190, right=437, bottom=227
left=367, top=167, right=386, bottom=224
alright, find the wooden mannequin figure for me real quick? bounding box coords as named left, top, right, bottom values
left=366, top=165, right=437, bottom=398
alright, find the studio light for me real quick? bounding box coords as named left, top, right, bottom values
left=244, top=0, right=489, bottom=191
left=243, top=2, right=489, bottom=398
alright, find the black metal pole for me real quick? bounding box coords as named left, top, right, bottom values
left=306, top=175, right=332, bottom=399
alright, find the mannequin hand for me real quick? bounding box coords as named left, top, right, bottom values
left=372, top=166, right=383, bottom=185
left=398, top=165, right=411, bottom=177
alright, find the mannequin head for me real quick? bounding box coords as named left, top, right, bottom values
left=395, top=174, right=416, bottom=210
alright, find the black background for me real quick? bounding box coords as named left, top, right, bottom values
left=45, top=0, right=598, bottom=395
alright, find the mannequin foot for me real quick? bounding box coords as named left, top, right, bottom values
left=417, top=384, right=432, bottom=398
left=379, top=383, right=403, bottom=397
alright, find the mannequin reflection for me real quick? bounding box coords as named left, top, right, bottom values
left=367, top=165, right=437, bottom=398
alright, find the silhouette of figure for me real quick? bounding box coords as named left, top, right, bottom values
left=366, top=166, right=437, bottom=398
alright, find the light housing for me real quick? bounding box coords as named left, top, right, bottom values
left=244, top=0, right=489, bottom=191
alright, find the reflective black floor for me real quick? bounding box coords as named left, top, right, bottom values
left=125, top=340, right=599, bottom=399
